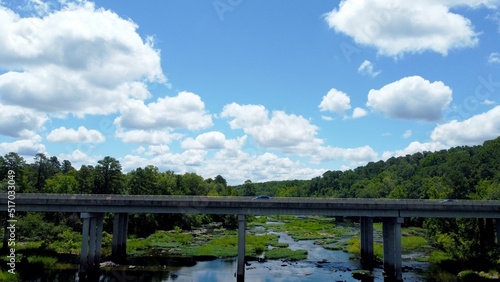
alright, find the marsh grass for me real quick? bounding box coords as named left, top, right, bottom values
left=402, top=235, right=429, bottom=250
left=264, top=248, right=308, bottom=261
left=419, top=250, right=452, bottom=263
left=28, top=256, right=58, bottom=266
left=345, top=232, right=430, bottom=262
left=127, top=229, right=288, bottom=259
left=267, top=216, right=350, bottom=240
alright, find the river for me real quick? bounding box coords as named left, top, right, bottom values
left=29, top=230, right=433, bottom=282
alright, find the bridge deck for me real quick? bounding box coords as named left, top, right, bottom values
left=1, top=193, right=500, bottom=218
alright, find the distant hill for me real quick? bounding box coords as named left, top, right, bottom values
left=232, top=137, right=500, bottom=200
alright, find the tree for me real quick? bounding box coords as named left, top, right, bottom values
left=34, top=153, right=49, bottom=191
left=93, top=156, right=124, bottom=194
left=49, top=156, right=61, bottom=175
left=45, top=174, right=78, bottom=194
left=1, top=153, right=28, bottom=192
left=157, top=170, right=176, bottom=195
left=179, top=173, right=206, bottom=195
left=128, top=165, right=160, bottom=195
left=76, top=165, right=94, bottom=194
left=61, top=160, right=74, bottom=174
left=214, top=175, right=227, bottom=187
left=242, top=179, right=256, bottom=196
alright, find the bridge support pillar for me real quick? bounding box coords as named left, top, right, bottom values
left=1, top=213, right=7, bottom=250
left=360, top=217, right=374, bottom=269
left=382, top=217, right=403, bottom=282
left=496, top=219, right=500, bottom=251
left=237, top=214, right=246, bottom=282
left=79, top=212, right=104, bottom=279
left=112, top=213, right=129, bottom=263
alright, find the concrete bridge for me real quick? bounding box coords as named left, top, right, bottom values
left=1, top=193, right=500, bottom=281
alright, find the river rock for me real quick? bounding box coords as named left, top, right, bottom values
left=99, top=261, right=118, bottom=268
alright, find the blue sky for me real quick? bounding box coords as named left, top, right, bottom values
left=0, top=0, right=499, bottom=185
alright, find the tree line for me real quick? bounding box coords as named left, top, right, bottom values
left=0, top=137, right=499, bottom=268
left=234, top=137, right=500, bottom=269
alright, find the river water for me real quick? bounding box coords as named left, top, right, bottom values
left=32, top=231, right=432, bottom=282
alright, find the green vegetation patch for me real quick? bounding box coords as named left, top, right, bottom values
left=28, top=256, right=58, bottom=267
left=0, top=270, right=19, bottom=282
left=48, top=230, right=82, bottom=255
left=343, top=238, right=383, bottom=261
left=267, top=216, right=350, bottom=241
left=418, top=250, right=453, bottom=263
left=402, top=235, right=429, bottom=250
left=264, top=248, right=308, bottom=261
left=129, top=230, right=285, bottom=259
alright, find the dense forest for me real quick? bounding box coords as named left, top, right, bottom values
left=1, top=137, right=499, bottom=269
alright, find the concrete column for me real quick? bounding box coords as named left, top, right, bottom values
left=80, top=212, right=105, bottom=276
left=394, top=218, right=403, bottom=281
left=95, top=214, right=104, bottom=264
left=112, top=213, right=129, bottom=263
left=80, top=213, right=91, bottom=273
left=382, top=217, right=403, bottom=282
left=360, top=217, right=374, bottom=269
left=88, top=215, right=97, bottom=266
left=382, top=218, right=394, bottom=277
left=496, top=219, right=500, bottom=251
left=237, top=214, right=246, bottom=282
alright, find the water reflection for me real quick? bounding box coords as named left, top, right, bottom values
left=44, top=254, right=427, bottom=282
left=27, top=231, right=430, bottom=282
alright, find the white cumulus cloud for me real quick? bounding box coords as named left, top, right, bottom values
left=382, top=141, right=447, bottom=159
left=47, top=126, right=105, bottom=143
left=431, top=105, right=500, bottom=146
left=402, top=130, right=412, bottom=139
left=352, top=107, right=368, bottom=119
left=0, top=2, right=165, bottom=117
left=313, top=145, right=379, bottom=167
left=114, top=91, right=213, bottom=131
left=116, top=129, right=183, bottom=145
left=325, top=0, right=481, bottom=57
left=0, top=104, right=48, bottom=137
left=358, top=60, right=381, bottom=77
left=367, top=76, right=452, bottom=121
left=488, top=52, right=500, bottom=64
left=0, top=134, right=46, bottom=156
left=222, top=103, right=322, bottom=153
left=58, top=149, right=101, bottom=168
left=319, top=88, right=351, bottom=116
left=221, top=103, right=269, bottom=129
left=181, top=131, right=227, bottom=150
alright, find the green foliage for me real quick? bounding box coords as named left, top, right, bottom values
left=401, top=235, right=429, bottom=250
left=0, top=270, right=20, bottom=282
left=27, top=256, right=58, bottom=266
left=44, top=174, right=78, bottom=193
left=264, top=248, right=308, bottom=260
left=267, top=216, right=343, bottom=240
left=48, top=229, right=81, bottom=254
left=458, top=270, right=484, bottom=282
left=424, top=250, right=452, bottom=263
left=425, top=218, right=498, bottom=267
left=93, top=156, right=125, bottom=194
left=15, top=212, right=70, bottom=243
